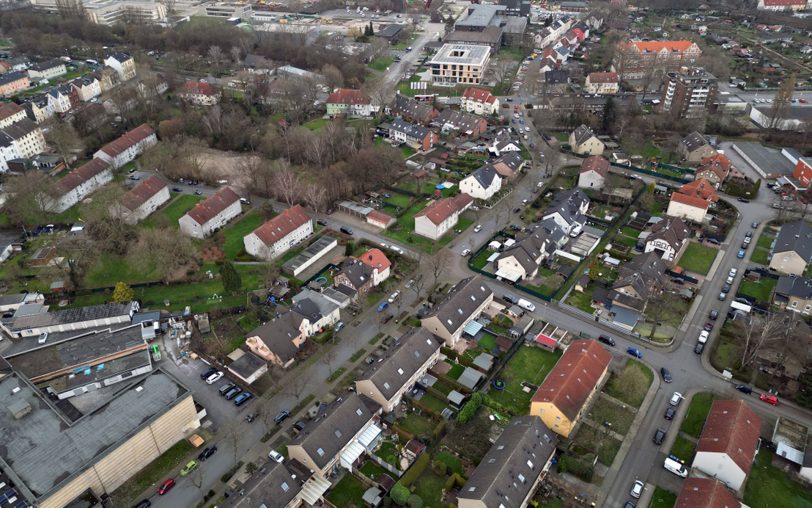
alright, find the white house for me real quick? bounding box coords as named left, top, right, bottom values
left=414, top=193, right=473, bottom=240
left=110, top=175, right=170, bottom=224
left=584, top=72, right=619, bottom=95
left=243, top=204, right=313, bottom=260
left=104, top=52, right=136, bottom=81
left=643, top=218, right=690, bottom=262
left=577, top=155, right=609, bottom=190
left=326, top=88, right=375, bottom=117
left=71, top=75, right=102, bottom=102
left=0, top=119, right=47, bottom=172
left=356, top=248, right=391, bottom=286
left=94, top=123, right=157, bottom=169
left=179, top=187, right=242, bottom=238
left=461, top=87, right=500, bottom=116
left=569, top=124, right=605, bottom=156
left=459, top=165, right=502, bottom=200
left=47, top=158, right=113, bottom=212
left=692, top=400, right=761, bottom=492
left=27, top=60, right=67, bottom=81
left=0, top=102, right=28, bottom=129
left=495, top=230, right=551, bottom=282
left=45, top=86, right=73, bottom=114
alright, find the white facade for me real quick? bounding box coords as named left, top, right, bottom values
left=179, top=199, right=242, bottom=239
left=28, top=63, right=67, bottom=81
left=585, top=77, right=619, bottom=95
left=72, top=78, right=102, bottom=101
left=577, top=170, right=606, bottom=189
left=461, top=94, right=500, bottom=116
left=645, top=238, right=678, bottom=262
left=179, top=90, right=221, bottom=106
left=50, top=166, right=113, bottom=212
left=569, top=133, right=605, bottom=155
left=104, top=55, right=137, bottom=81
left=666, top=198, right=707, bottom=223
left=112, top=186, right=171, bottom=224
left=692, top=451, right=748, bottom=491
left=47, top=90, right=72, bottom=114
left=459, top=172, right=502, bottom=200
left=0, top=107, right=27, bottom=129
left=0, top=122, right=47, bottom=171
left=415, top=212, right=458, bottom=240
left=243, top=220, right=314, bottom=260
left=94, top=131, right=157, bottom=169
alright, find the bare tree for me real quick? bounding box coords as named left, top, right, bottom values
left=271, top=162, right=303, bottom=206
left=767, top=74, right=795, bottom=130
left=223, top=420, right=243, bottom=466
left=158, top=0, right=177, bottom=15
left=285, top=375, right=307, bottom=401
left=133, top=228, right=199, bottom=282
left=740, top=311, right=783, bottom=369
left=3, top=172, right=56, bottom=226
left=45, top=121, right=84, bottom=169
left=230, top=46, right=242, bottom=64
left=208, top=45, right=225, bottom=74
left=429, top=249, right=451, bottom=288
left=302, top=183, right=328, bottom=212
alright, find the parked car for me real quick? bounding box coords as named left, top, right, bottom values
left=200, top=367, right=217, bottom=380
left=219, top=382, right=236, bottom=395
left=234, top=392, right=253, bottom=406
left=460, top=248, right=471, bottom=257
left=198, top=446, right=217, bottom=461
left=316, top=219, right=328, bottom=226
left=760, top=393, right=779, bottom=406
left=172, top=187, right=183, bottom=192
left=737, top=249, right=746, bottom=258
left=653, top=428, right=666, bottom=445
left=726, top=275, right=734, bottom=284
left=504, top=294, right=519, bottom=305
left=729, top=268, right=738, bottom=277
left=134, top=500, right=151, bottom=508
left=335, top=321, right=345, bottom=333
left=751, top=221, right=759, bottom=228
left=703, top=322, right=713, bottom=332
left=157, top=479, right=176, bottom=495
left=205, top=371, right=223, bottom=385
left=274, top=409, right=291, bottom=424
left=709, top=309, right=719, bottom=320
left=473, top=224, right=482, bottom=233
left=626, top=347, right=643, bottom=359
left=694, top=342, right=705, bottom=354
left=669, top=392, right=684, bottom=406
left=180, top=460, right=198, bottom=476
left=735, top=384, right=753, bottom=394
left=388, top=291, right=400, bottom=304
left=664, top=406, right=676, bottom=420
left=377, top=302, right=389, bottom=312
left=660, top=368, right=673, bottom=383
left=743, top=236, right=752, bottom=245
left=630, top=480, right=645, bottom=499
left=718, top=291, right=727, bottom=301
left=598, top=335, right=615, bottom=347
left=269, top=450, right=284, bottom=463
left=224, top=386, right=242, bottom=400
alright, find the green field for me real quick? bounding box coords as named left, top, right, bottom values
left=143, top=194, right=203, bottom=228
left=221, top=210, right=266, bottom=259
left=677, top=242, right=717, bottom=276
left=487, top=346, right=562, bottom=415
left=303, top=117, right=328, bottom=130
left=738, top=277, right=777, bottom=304
left=744, top=449, right=812, bottom=508
left=604, top=360, right=654, bottom=408
left=369, top=55, right=394, bottom=71
left=680, top=392, right=717, bottom=438
left=670, top=434, right=696, bottom=463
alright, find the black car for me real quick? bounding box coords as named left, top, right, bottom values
left=660, top=368, right=673, bottom=383
left=653, top=428, right=667, bottom=445
left=722, top=283, right=731, bottom=293
left=274, top=409, right=291, bottom=424
left=224, top=386, right=242, bottom=400
left=624, top=503, right=636, bottom=508
left=513, top=207, right=521, bottom=213
left=503, top=294, right=519, bottom=305
left=292, top=420, right=306, bottom=434
left=709, top=309, right=719, bottom=320
left=316, top=219, right=328, bottom=226
left=200, top=367, right=217, bottom=380
left=172, top=187, right=183, bottom=192
left=741, top=242, right=748, bottom=249
left=664, top=406, right=676, bottom=420
left=703, top=322, right=714, bottom=332
left=198, top=446, right=217, bottom=461
left=694, top=342, right=705, bottom=354
left=340, top=226, right=353, bottom=235
left=598, top=335, right=616, bottom=347
left=737, top=197, right=750, bottom=203
left=735, top=384, right=753, bottom=394
left=134, top=501, right=152, bottom=508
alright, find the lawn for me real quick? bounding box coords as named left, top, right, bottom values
left=376, top=441, right=400, bottom=466
left=603, top=360, right=654, bottom=408
left=669, top=435, right=696, bottom=463
left=384, top=202, right=473, bottom=253
left=650, top=487, right=678, bottom=508
left=326, top=473, right=366, bottom=507
left=84, top=254, right=160, bottom=288
left=303, top=117, right=328, bottom=130
left=434, top=451, right=464, bottom=475
left=744, top=449, right=812, bottom=508
left=221, top=210, right=266, bottom=259
left=751, top=230, right=775, bottom=265
left=369, top=55, right=394, bottom=71
left=398, top=412, right=436, bottom=437
left=679, top=392, right=717, bottom=438
left=384, top=193, right=412, bottom=209
left=111, top=439, right=194, bottom=503
left=412, top=470, right=447, bottom=507
left=565, top=285, right=596, bottom=313
left=471, top=248, right=493, bottom=270
left=143, top=194, right=203, bottom=228
left=416, top=392, right=449, bottom=414
left=677, top=242, right=717, bottom=276
left=359, top=460, right=387, bottom=479
left=738, top=277, right=777, bottom=304
left=487, top=346, right=562, bottom=416
left=589, top=396, right=635, bottom=436
left=571, top=425, right=622, bottom=466
left=478, top=332, right=497, bottom=351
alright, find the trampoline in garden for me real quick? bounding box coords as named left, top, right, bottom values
left=314, top=276, right=328, bottom=285
left=492, top=379, right=506, bottom=391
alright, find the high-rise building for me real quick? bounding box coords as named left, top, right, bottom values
left=660, top=68, right=718, bottom=120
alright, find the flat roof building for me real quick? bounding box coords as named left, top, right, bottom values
left=430, top=44, right=492, bottom=85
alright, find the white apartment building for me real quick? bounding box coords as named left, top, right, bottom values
left=48, top=158, right=113, bottom=212
left=243, top=205, right=313, bottom=260
left=179, top=187, right=242, bottom=238
left=71, top=76, right=102, bottom=102
left=104, top=52, right=137, bottom=81
left=94, top=123, right=157, bottom=169
left=430, top=44, right=491, bottom=85
left=110, top=175, right=170, bottom=224
left=27, top=60, right=67, bottom=82
left=0, top=119, right=47, bottom=172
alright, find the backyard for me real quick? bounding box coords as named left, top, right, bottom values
left=603, top=360, right=654, bottom=408
left=384, top=200, right=474, bottom=254
left=220, top=210, right=266, bottom=259
left=486, top=345, right=562, bottom=415
left=677, top=242, right=717, bottom=276
left=589, top=396, right=635, bottom=436
left=751, top=227, right=776, bottom=265
left=565, top=285, right=596, bottom=313
left=570, top=424, right=622, bottom=467
left=142, top=193, right=203, bottom=229
left=650, top=487, right=677, bottom=508
left=744, top=449, right=812, bottom=508
left=737, top=276, right=777, bottom=305
left=326, top=473, right=366, bottom=507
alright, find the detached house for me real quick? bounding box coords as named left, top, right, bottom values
left=692, top=400, right=761, bottom=492
left=644, top=218, right=690, bottom=262
left=773, top=275, right=812, bottom=314
left=70, top=75, right=102, bottom=102
left=414, top=193, right=473, bottom=240
left=334, top=259, right=375, bottom=296
left=326, top=88, right=375, bottom=118
left=356, top=248, right=391, bottom=286
left=356, top=328, right=441, bottom=412
left=388, top=94, right=438, bottom=125
left=770, top=221, right=812, bottom=276
left=542, top=189, right=589, bottom=237
left=110, top=175, right=170, bottom=224
left=178, top=80, right=221, bottom=106
left=607, top=252, right=667, bottom=323
left=577, top=155, right=610, bottom=190
left=667, top=178, right=718, bottom=223
left=461, top=87, right=500, bottom=116
left=695, top=153, right=732, bottom=188
left=678, top=131, right=716, bottom=163
left=459, top=164, right=502, bottom=200
left=104, top=52, right=136, bottom=81
left=495, top=228, right=552, bottom=282
left=421, top=276, right=494, bottom=347
left=243, top=205, right=313, bottom=260
left=530, top=340, right=612, bottom=437
left=389, top=117, right=438, bottom=152
left=585, top=71, right=619, bottom=95
left=45, top=85, right=74, bottom=114
left=491, top=152, right=525, bottom=178
left=179, top=187, right=242, bottom=238
left=94, top=123, right=157, bottom=169
left=569, top=124, right=604, bottom=156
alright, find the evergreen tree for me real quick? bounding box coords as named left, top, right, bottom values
left=220, top=262, right=242, bottom=294
left=602, top=97, right=617, bottom=134
left=369, top=21, right=374, bottom=36
left=111, top=281, right=135, bottom=302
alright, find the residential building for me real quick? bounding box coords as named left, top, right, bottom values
left=179, top=187, right=242, bottom=239
left=0, top=366, right=200, bottom=508
left=794, top=157, right=812, bottom=188
left=0, top=293, right=44, bottom=313
left=757, top=0, right=809, bottom=10
left=692, top=400, right=761, bottom=491
left=47, top=158, right=112, bottom=212
left=356, top=248, right=391, bottom=286
left=22, top=94, right=54, bottom=123
left=1, top=300, right=137, bottom=338
left=678, top=131, right=717, bottom=163
left=491, top=152, right=525, bottom=177
left=585, top=72, right=619, bottom=95
left=0, top=71, right=30, bottom=97
left=239, top=461, right=304, bottom=508
left=569, top=124, right=605, bottom=155
left=461, top=87, right=500, bottom=116
left=660, top=68, right=718, bottom=120
left=0, top=102, right=27, bottom=128
left=495, top=228, right=552, bottom=282
left=93, top=123, right=157, bottom=169
left=376, top=24, right=403, bottom=42
left=27, top=60, right=66, bottom=81
left=610, top=251, right=667, bottom=312
left=243, top=205, right=313, bottom=260
left=414, top=193, right=473, bottom=240
left=389, top=117, right=438, bottom=152
left=577, top=155, right=610, bottom=190
left=695, top=153, right=732, bottom=188
left=45, top=85, right=74, bottom=114
left=109, top=175, right=170, bottom=224
left=530, top=340, right=612, bottom=437
left=770, top=221, right=812, bottom=276
left=326, top=88, right=375, bottom=118
left=773, top=275, right=812, bottom=314
left=644, top=218, right=690, bottom=262
left=675, top=478, right=743, bottom=508
left=289, top=290, right=341, bottom=336
left=355, top=329, right=442, bottom=412
left=458, top=416, right=558, bottom=508
left=434, top=108, right=489, bottom=138
left=613, top=40, right=702, bottom=81
left=204, top=1, right=252, bottom=18
left=430, top=44, right=492, bottom=85
left=542, top=189, right=589, bottom=237
left=667, top=179, right=718, bottom=223
left=334, top=258, right=375, bottom=296
left=388, top=94, right=438, bottom=125
left=0, top=119, right=47, bottom=172
left=287, top=393, right=382, bottom=477
left=104, top=52, right=136, bottom=81
left=177, top=80, right=221, bottom=106
left=459, top=164, right=502, bottom=200
left=544, top=69, right=570, bottom=93
left=70, top=75, right=102, bottom=101
left=421, top=276, right=494, bottom=347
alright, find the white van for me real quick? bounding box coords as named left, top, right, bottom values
left=517, top=298, right=536, bottom=312
left=663, top=456, right=689, bottom=478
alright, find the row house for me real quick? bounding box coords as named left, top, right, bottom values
left=0, top=119, right=47, bottom=172
left=389, top=117, right=438, bottom=152
left=695, top=153, right=732, bottom=188
left=585, top=72, right=619, bottom=95
left=387, top=94, right=438, bottom=125
left=433, top=108, right=488, bottom=139
left=45, top=85, right=76, bottom=114
left=421, top=276, right=494, bottom=348
left=94, top=123, right=157, bottom=169
left=0, top=71, right=30, bottom=97
left=21, top=95, right=53, bottom=123
left=414, top=193, right=473, bottom=240
left=179, top=187, right=242, bottom=239
left=47, top=158, right=113, bottom=212
left=243, top=205, right=313, bottom=260
left=109, top=175, right=171, bottom=224
left=326, top=88, right=375, bottom=118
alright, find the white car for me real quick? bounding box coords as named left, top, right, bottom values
left=630, top=480, right=645, bottom=499
left=388, top=291, right=400, bottom=304
left=726, top=276, right=734, bottom=285
left=522, top=199, right=529, bottom=205
left=669, top=392, right=684, bottom=406
left=205, top=371, right=224, bottom=385
left=473, top=224, right=482, bottom=233
left=729, top=268, right=738, bottom=278
left=461, top=248, right=471, bottom=256
left=269, top=450, right=284, bottom=463
left=698, top=330, right=709, bottom=344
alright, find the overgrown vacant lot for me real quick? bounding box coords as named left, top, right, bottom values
left=486, top=346, right=561, bottom=415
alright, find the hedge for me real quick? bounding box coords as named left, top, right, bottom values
left=432, top=421, right=447, bottom=442
left=458, top=392, right=483, bottom=423
left=391, top=424, right=416, bottom=442
left=431, top=459, right=447, bottom=476
left=558, top=455, right=594, bottom=482
left=400, top=452, right=430, bottom=486
left=444, top=472, right=466, bottom=491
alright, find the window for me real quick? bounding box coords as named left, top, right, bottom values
left=356, top=408, right=363, bottom=416
left=335, top=429, right=342, bottom=438
left=281, top=482, right=289, bottom=492
left=317, top=447, right=325, bottom=457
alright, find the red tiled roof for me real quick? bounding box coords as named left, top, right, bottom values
left=697, top=154, right=732, bottom=181
left=535, top=333, right=558, bottom=348
left=696, top=400, right=761, bottom=475
left=251, top=204, right=311, bottom=247
left=98, top=123, right=155, bottom=158
left=580, top=155, right=609, bottom=177
left=367, top=210, right=394, bottom=226
left=0, top=102, right=24, bottom=122
left=415, top=193, right=473, bottom=226
left=531, top=340, right=612, bottom=420
left=588, top=71, right=618, bottom=84
left=185, top=187, right=241, bottom=225
left=180, top=80, right=220, bottom=96
left=119, top=175, right=168, bottom=211
left=676, top=478, right=741, bottom=508
left=326, top=88, right=370, bottom=105
left=359, top=248, right=391, bottom=272
left=631, top=40, right=697, bottom=52
left=670, top=191, right=710, bottom=210
left=463, top=87, right=497, bottom=104
left=55, top=158, right=111, bottom=195
left=679, top=178, right=719, bottom=202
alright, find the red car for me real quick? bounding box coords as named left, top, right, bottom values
left=799, top=98, right=808, bottom=104
left=760, top=393, right=779, bottom=406
left=158, top=478, right=176, bottom=496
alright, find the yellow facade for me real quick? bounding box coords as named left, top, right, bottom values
left=530, top=402, right=574, bottom=438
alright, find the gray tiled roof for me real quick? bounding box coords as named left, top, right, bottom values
left=390, top=117, right=431, bottom=141
left=681, top=131, right=710, bottom=153
left=359, top=329, right=441, bottom=401
left=423, top=276, right=493, bottom=336
left=571, top=124, right=595, bottom=146
left=248, top=312, right=304, bottom=363
left=470, top=164, right=498, bottom=189
left=774, top=221, right=812, bottom=261
left=775, top=275, right=812, bottom=299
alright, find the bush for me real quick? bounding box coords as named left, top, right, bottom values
left=482, top=394, right=514, bottom=416
left=391, top=483, right=410, bottom=505
left=457, top=392, right=484, bottom=423
left=400, top=453, right=430, bottom=486
left=408, top=494, right=424, bottom=508
left=220, top=461, right=244, bottom=483
left=444, top=473, right=466, bottom=490
left=558, top=455, right=593, bottom=482
left=431, top=459, right=447, bottom=476
left=432, top=421, right=447, bottom=442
